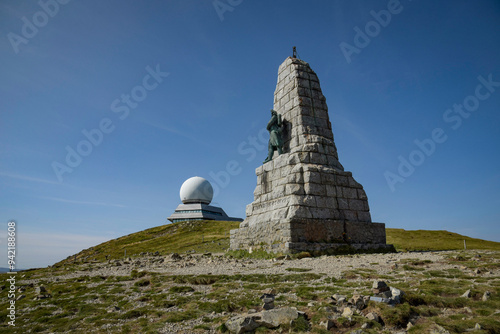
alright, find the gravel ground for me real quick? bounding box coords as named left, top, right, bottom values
left=21, top=250, right=473, bottom=284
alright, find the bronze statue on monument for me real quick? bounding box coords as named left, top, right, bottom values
left=264, top=109, right=283, bottom=163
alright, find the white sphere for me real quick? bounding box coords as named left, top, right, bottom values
left=180, top=176, right=213, bottom=204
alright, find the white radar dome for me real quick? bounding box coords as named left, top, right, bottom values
left=179, top=176, right=213, bottom=204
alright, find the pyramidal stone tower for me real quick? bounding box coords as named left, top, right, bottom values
left=230, top=55, right=392, bottom=253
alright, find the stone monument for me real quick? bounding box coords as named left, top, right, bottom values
left=230, top=53, right=393, bottom=254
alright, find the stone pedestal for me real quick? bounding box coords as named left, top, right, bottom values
left=230, top=57, right=392, bottom=254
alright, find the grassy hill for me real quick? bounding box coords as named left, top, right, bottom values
left=387, top=228, right=500, bottom=252
left=56, top=221, right=500, bottom=265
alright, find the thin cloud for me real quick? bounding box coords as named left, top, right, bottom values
left=0, top=171, right=60, bottom=185
left=140, top=119, right=214, bottom=149
left=40, top=196, right=126, bottom=208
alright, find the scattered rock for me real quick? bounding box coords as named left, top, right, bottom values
left=16, top=294, right=25, bottom=301
left=107, top=306, right=121, bottom=313
left=262, top=288, right=276, bottom=295
left=342, top=306, right=354, bottom=318
left=372, top=280, right=389, bottom=294
left=369, top=296, right=391, bottom=304
left=430, top=324, right=451, bottom=334
left=365, top=312, right=381, bottom=324
left=169, top=253, right=182, bottom=261
left=34, top=294, right=52, bottom=300
left=475, top=323, right=482, bottom=330
left=225, top=307, right=301, bottom=333
left=225, top=315, right=259, bottom=334
left=35, top=286, right=46, bottom=294
left=461, top=289, right=472, bottom=298
left=350, top=295, right=366, bottom=310
left=482, top=291, right=491, bottom=301
left=260, top=293, right=275, bottom=310
left=362, top=322, right=372, bottom=329
left=331, top=294, right=348, bottom=306
left=320, top=319, right=335, bottom=330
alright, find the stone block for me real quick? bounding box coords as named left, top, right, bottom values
left=325, top=184, right=336, bottom=197
left=357, top=189, right=368, bottom=200
left=348, top=199, right=365, bottom=211
left=343, top=210, right=358, bottom=221
left=336, top=175, right=348, bottom=186
left=348, top=177, right=362, bottom=188
left=343, top=187, right=358, bottom=199
left=305, top=183, right=326, bottom=196
left=298, top=152, right=309, bottom=163
left=309, top=152, right=328, bottom=165
left=315, top=196, right=329, bottom=208
left=288, top=206, right=312, bottom=219
left=285, top=184, right=304, bottom=195
left=335, top=186, right=343, bottom=197
left=245, top=204, right=253, bottom=217
left=253, top=185, right=262, bottom=196
left=304, top=171, right=321, bottom=184
left=357, top=211, right=371, bottom=222
left=338, top=198, right=349, bottom=210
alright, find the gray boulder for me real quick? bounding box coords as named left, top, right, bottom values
left=225, top=307, right=301, bottom=333
left=226, top=316, right=260, bottom=334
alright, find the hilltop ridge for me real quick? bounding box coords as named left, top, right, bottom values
left=55, top=220, right=500, bottom=266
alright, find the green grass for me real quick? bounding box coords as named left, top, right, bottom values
left=52, top=222, right=500, bottom=266
left=55, top=220, right=240, bottom=264
left=386, top=228, right=500, bottom=251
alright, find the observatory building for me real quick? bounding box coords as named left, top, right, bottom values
left=168, top=176, right=243, bottom=223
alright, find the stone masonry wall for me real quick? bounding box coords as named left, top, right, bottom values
left=230, top=57, right=390, bottom=253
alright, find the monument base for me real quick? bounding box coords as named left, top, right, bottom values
left=230, top=219, right=394, bottom=254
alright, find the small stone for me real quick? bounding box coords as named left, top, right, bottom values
left=263, top=302, right=275, bottom=310
left=366, top=312, right=381, bottom=323
left=342, top=307, right=354, bottom=318
left=461, top=289, right=472, bottom=298
left=262, top=288, right=276, bottom=295
left=474, top=268, right=481, bottom=274
left=463, top=306, right=473, bottom=314
left=107, top=306, right=121, bottom=313
left=35, top=286, right=46, bottom=294
left=482, top=291, right=491, bottom=301
left=331, top=294, right=346, bottom=302
left=16, top=294, right=25, bottom=301
left=407, top=322, right=414, bottom=330
left=350, top=295, right=365, bottom=310
left=170, top=253, right=182, bottom=261
left=475, top=323, right=482, bottom=330
left=372, top=280, right=389, bottom=291
left=430, top=324, right=451, bottom=334
left=320, top=319, right=335, bottom=330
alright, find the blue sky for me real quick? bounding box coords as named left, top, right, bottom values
left=1, top=0, right=499, bottom=268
